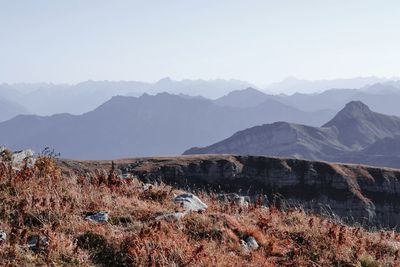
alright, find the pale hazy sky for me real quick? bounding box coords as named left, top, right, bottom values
left=1, top=0, right=400, bottom=85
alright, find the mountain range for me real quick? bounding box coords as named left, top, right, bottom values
left=2, top=78, right=400, bottom=166
left=0, top=98, right=28, bottom=122
left=0, top=78, right=253, bottom=120
left=184, top=101, right=400, bottom=168
left=264, top=76, right=390, bottom=94
left=0, top=93, right=332, bottom=159
left=2, top=77, right=400, bottom=121
left=214, top=85, right=400, bottom=117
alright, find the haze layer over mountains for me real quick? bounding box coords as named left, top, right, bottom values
left=0, top=78, right=253, bottom=118
left=1, top=76, right=398, bottom=121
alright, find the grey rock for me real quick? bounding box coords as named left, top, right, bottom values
left=85, top=211, right=109, bottom=223
left=0, top=231, right=6, bottom=242
left=241, top=236, right=259, bottom=252
left=12, top=149, right=34, bottom=164
left=245, top=236, right=259, bottom=250
left=174, top=193, right=208, bottom=212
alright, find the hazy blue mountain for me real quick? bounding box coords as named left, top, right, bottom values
left=265, top=76, right=387, bottom=94
left=213, top=83, right=400, bottom=118
left=273, top=83, right=400, bottom=116
left=0, top=78, right=253, bottom=116
left=0, top=93, right=334, bottom=159
left=0, top=97, right=29, bottom=122
left=274, top=89, right=358, bottom=112
left=214, top=87, right=274, bottom=107
left=149, top=77, right=254, bottom=99
left=184, top=101, right=400, bottom=168
left=0, top=81, right=150, bottom=116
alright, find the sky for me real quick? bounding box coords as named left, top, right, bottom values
left=1, top=0, right=400, bottom=86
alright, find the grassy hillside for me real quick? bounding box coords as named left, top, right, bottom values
left=0, top=157, right=399, bottom=266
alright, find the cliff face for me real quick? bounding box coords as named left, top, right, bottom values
left=60, top=155, right=400, bottom=228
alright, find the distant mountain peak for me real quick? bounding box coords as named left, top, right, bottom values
left=324, top=101, right=372, bottom=127
left=155, top=77, right=172, bottom=84
left=214, top=87, right=270, bottom=107
left=343, top=100, right=371, bottom=113
left=243, top=87, right=259, bottom=92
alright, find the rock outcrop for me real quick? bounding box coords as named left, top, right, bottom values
left=174, top=193, right=208, bottom=212
left=60, top=155, right=400, bottom=228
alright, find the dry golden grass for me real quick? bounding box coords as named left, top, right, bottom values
left=0, top=157, right=399, bottom=266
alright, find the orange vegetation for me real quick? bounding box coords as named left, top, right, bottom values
left=0, top=157, right=399, bottom=266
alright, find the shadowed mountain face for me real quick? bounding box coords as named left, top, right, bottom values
left=0, top=93, right=333, bottom=159
left=184, top=101, right=400, bottom=168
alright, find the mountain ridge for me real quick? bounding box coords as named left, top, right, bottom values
left=184, top=101, right=400, bottom=168
left=0, top=93, right=333, bottom=159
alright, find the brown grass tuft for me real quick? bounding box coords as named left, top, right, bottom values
left=0, top=158, right=399, bottom=266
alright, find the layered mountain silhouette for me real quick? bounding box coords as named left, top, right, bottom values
left=274, top=85, right=400, bottom=116
left=212, top=85, right=400, bottom=118
left=0, top=93, right=332, bottom=159
left=0, top=78, right=253, bottom=116
left=214, top=87, right=274, bottom=108
left=265, top=76, right=387, bottom=94
left=0, top=97, right=28, bottom=122
left=184, top=101, right=400, bottom=168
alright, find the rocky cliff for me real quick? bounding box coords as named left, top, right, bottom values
left=60, top=154, right=400, bottom=228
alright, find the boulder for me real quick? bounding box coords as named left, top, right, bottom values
left=174, top=193, right=208, bottom=212
left=85, top=211, right=109, bottom=223
left=12, top=149, right=35, bottom=164
left=241, top=236, right=259, bottom=252
left=245, top=236, right=259, bottom=250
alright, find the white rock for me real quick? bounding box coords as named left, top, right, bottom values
left=0, top=231, right=6, bottom=242
left=12, top=149, right=34, bottom=164
left=174, top=193, right=208, bottom=212
left=244, top=236, right=259, bottom=250
left=85, top=211, right=109, bottom=223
